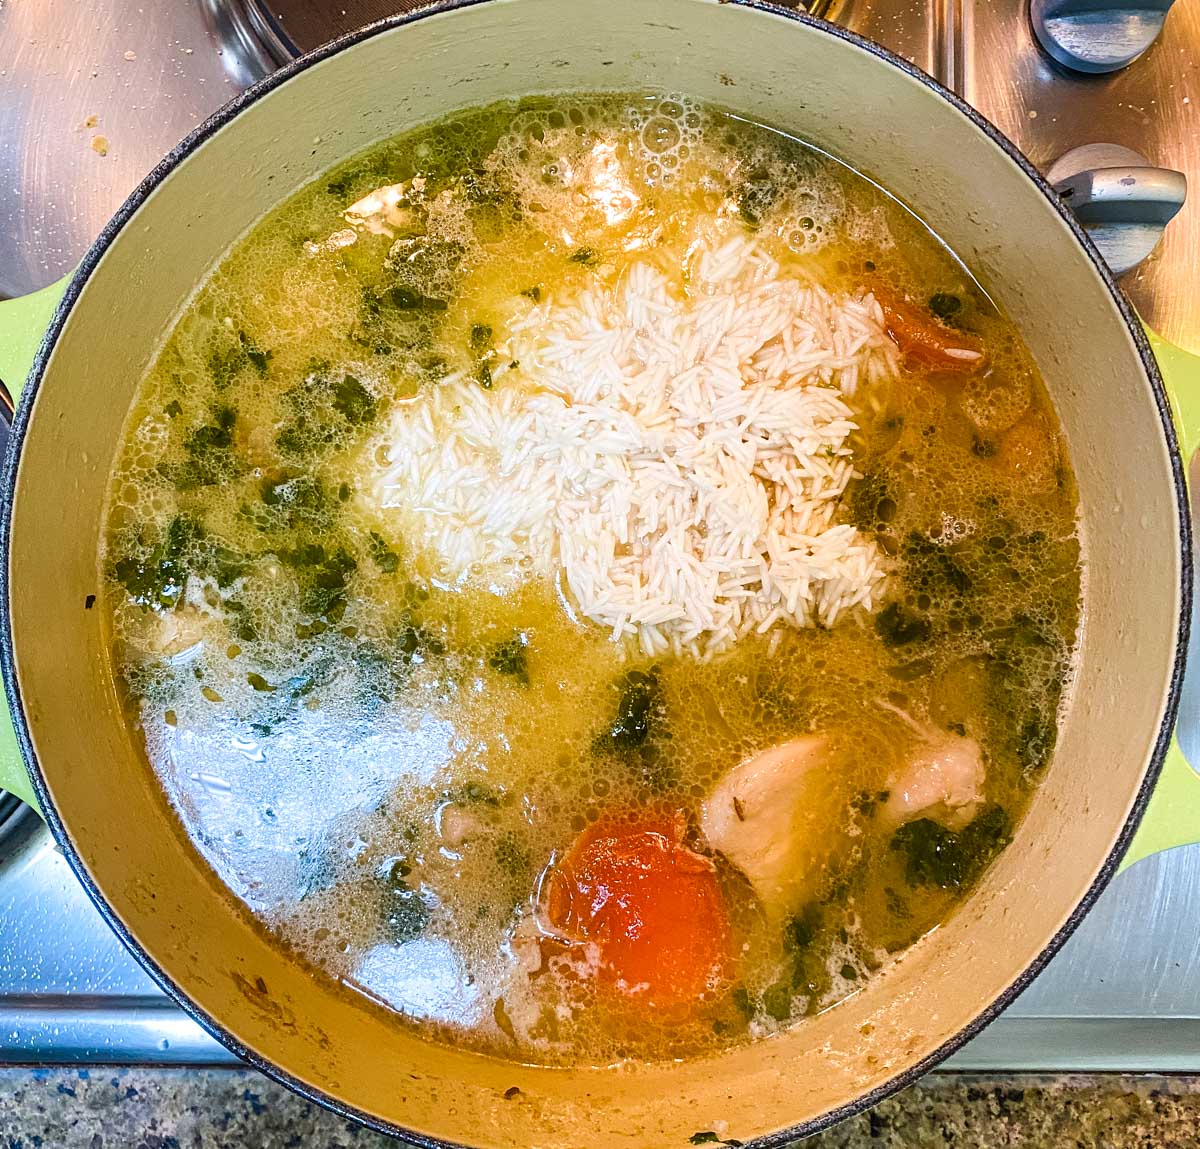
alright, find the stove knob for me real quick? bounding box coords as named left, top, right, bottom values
left=1047, top=144, right=1186, bottom=276
left=1030, top=0, right=1176, bottom=73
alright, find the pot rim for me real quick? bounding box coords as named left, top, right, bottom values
left=0, top=1, right=1190, bottom=1145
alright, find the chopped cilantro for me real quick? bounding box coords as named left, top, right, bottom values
left=602, top=668, right=662, bottom=752
left=736, top=171, right=778, bottom=229
left=470, top=323, right=493, bottom=354
left=333, top=374, right=376, bottom=425
left=891, top=806, right=1012, bottom=890
left=112, top=516, right=196, bottom=609
left=928, top=292, right=962, bottom=321
left=875, top=602, right=932, bottom=647
left=389, top=285, right=448, bottom=311
left=368, top=531, right=401, bottom=574
left=488, top=632, right=529, bottom=684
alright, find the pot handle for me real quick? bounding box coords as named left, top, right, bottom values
left=1120, top=329, right=1200, bottom=871
left=0, top=276, right=71, bottom=814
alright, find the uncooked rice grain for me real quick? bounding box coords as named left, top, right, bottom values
left=372, top=230, right=899, bottom=658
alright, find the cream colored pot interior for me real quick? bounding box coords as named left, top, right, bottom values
left=6, top=0, right=1183, bottom=1144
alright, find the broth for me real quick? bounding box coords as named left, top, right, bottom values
left=102, top=93, right=1081, bottom=1066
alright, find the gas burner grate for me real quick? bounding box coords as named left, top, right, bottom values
left=202, top=0, right=439, bottom=83
left=204, top=1, right=825, bottom=83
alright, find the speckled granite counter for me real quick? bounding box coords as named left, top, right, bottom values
left=1, top=1069, right=1199, bottom=1147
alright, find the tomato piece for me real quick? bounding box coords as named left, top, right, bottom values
left=876, top=292, right=986, bottom=374
left=546, top=811, right=733, bottom=1011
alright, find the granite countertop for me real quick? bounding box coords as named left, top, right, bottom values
left=1, top=1069, right=1199, bottom=1148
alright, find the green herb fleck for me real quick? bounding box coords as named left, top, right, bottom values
left=569, top=246, right=599, bottom=266
left=197, top=540, right=249, bottom=587
left=207, top=338, right=245, bottom=390
left=736, top=171, right=778, bottom=229
left=112, top=515, right=197, bottom=609
left=332, top=374, right=376, bottom=425
left=396, top=620, right=444, bottom=661
left=257, top=473, right=331, bottom=531
left=850, top=789, right=890, bottom=816
left=847, top=471, right=896, bottom=531
left=369, top=531, right=401, bottom=574
left=875, top=602, right=932, bottom=648
left=901, top=532, right=973, bottom=596
left=761, top=981, right=792, bottom=1022
left=296, top=835, right=338, bottom=901
left=161, top=404, right=243, bottom=489
left=389, top=285, right=448, bottom=311
left=884, top=887, right=911, bottom=919
left=275, top=367, right=378, bottom=459
left=380, top=875, right=429, bottom=944
left=207, top=329, right=272, bottom=388
left=731, top=987, right=755, bottom=1019
left=928, top=292, right=962, bottom=321
left=602, top=668, right=662, bottom=753
left=469, top=323, right=494, bottom=354
left=494, top=832, right=530, bottom=878
left=784, top=903, right=823, bottom=952
left=239, top=330, right=272, bottom=373
left=278, top=543, right=357, bottom=621
left=488, top=633, right=529, bottom=685
left=187, top=404, right=236, bottom=451
left=225, top=599, right=259, bottom=644
left=451, top=780, right=501, bottom=807
left=891, top=805, right=1012, bottom=890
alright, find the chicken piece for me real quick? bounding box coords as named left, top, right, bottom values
left=876, top=292, right=986, bottom=374
left=148, top=606, right=208, bottom=658
left=700, top=737, right=847, bottom=917
left=343, top=180, right=421, bottom=238
left=436, top=803, right=489, bottom=850
left=996, top=412, right=1059, bottom=496
left=880, top=732, right=986, bottom=831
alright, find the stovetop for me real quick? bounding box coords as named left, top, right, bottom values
left=1, top=0, right=1199, bottom=1071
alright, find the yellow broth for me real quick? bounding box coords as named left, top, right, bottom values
left=102, top=93, right=1081, bottom=1065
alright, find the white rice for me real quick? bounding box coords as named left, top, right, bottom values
left=371, top=231, right=899, bottom=658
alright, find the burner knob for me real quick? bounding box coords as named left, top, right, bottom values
left=1030, top=0, right=1176, bottom=73
left=1047, top=144, right=1186, bottom=276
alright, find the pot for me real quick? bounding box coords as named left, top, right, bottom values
left=1, top=1, right=1200, bottom=1144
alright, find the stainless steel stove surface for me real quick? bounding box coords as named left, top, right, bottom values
left=2, top=0, right=1199, bottom=1072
